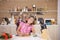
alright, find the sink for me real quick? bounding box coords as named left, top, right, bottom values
left=11, top=35, right=44, bottom=40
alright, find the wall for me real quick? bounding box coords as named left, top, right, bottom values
left=0, top=0, right=57, bottom=24
left=58, top=0, right=60, bottom=40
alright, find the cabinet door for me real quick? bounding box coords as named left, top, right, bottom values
left=10, top=26, right=17, bottom=35
left=0, top=26, right=3, bottom=34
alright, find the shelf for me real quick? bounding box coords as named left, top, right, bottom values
left=0, top=10, right=57, bottom=13
left=9, top=10, right=57, bottom=13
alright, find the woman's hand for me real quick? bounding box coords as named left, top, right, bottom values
left=16, top=25, right=21, bottom=36
left=17, top=26, right=29, bottom=36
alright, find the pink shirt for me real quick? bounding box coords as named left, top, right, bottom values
left=19, top=22, right=32, bottom=34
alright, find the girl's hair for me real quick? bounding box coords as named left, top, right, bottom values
left=26, top=16, right=36, bottom=25
left=39, top=18, right=44, bottom=24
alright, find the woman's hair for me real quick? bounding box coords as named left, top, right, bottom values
left=3, top=17, right=10, bottom=25
left=26, top=16, right=36, bottom=25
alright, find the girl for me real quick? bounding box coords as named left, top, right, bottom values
left=17, top=16, right=36, bottom=36
left=39, top=18, right=47, bottom=33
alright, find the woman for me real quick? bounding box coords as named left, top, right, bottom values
left=17, top=16, right=36, bottom=36
left=1, top=17, right=10, bottom=25
left=21, top=13, right=28, bottom=23
left=1, top=18, right=7, bottom=25
left=16, top=13, right=28, bottom=30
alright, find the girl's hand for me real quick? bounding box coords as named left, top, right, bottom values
left=32, top=26, right=35, bottom=34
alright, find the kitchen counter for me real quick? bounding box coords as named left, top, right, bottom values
left=0, top=25, right=58, bottom=40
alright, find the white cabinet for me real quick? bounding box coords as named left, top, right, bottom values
left=0, top=25, right=17, bottom=35
left=47, top=25, right=58, bottom=40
